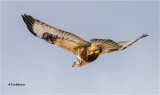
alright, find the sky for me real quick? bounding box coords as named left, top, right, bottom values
left=1, top=1, right=159, bottom=95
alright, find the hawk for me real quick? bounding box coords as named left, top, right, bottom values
left=22, top=14, right=148, bottom=67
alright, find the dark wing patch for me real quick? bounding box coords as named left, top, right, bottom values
left=42, top=32, right=58, bottom=44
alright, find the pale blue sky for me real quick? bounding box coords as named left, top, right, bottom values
left=1, top=1, right=159, bottom=95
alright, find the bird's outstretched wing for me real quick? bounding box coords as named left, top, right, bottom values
left=90, top=39, right=121, bottom=54
left=90, top=34, right=148, bottom=54
left=117, top=34, right=148, bottom=50
left=22, top=14, right=90, bottom=55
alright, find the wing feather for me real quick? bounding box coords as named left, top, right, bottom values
left=90, top=39, right=121, bottom=54
left=90, top=34, right=148, bottom=54
left=22, top=14, right=90, bottom=55
left=117, top=34, right=148, bottom=50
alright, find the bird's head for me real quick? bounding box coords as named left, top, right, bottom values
left=72, top=59, right=89, bottom=67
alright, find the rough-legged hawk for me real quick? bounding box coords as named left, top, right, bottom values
left=22, top=14, right=148, bottom=67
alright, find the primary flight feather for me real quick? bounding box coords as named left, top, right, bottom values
left=22, top=14, right=148, bottom=67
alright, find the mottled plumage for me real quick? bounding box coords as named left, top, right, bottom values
left=22, top=14, right=148, bottom=67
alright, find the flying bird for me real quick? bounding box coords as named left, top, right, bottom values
left=22, top=14, right=148, bottom=67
